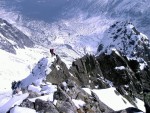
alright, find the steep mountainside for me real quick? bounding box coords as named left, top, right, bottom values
left=0, top=18, right=34, bottom=54
left=97, top=21, right=150, bottom=65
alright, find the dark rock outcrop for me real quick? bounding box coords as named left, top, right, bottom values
left=34, top=99, right=59, bottom=113
left=10, top=52, right=148, bottom=113
left=70, top=54, right=110, bottom=89
left=46, top=55, right=70, bottom=84
left=69, top=50, right=149, bottom=112
left=54, top=80, right=114, bottom=113
left=143, top=89, right=150, bottom=113
left=20, top=99, right=35, bottom=109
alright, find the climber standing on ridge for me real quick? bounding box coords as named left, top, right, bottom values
left=50, top=48, right=55, bottom=56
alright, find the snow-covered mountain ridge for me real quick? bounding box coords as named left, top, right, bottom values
left=0, top=18, right=34, bottom=54
left=97, top=21, right=150, bottom=65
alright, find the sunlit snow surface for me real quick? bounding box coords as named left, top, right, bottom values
left=0, top=48, right=48, bottom=90
left=0, top=48, right=58, bottom=112
left=83, top=87, right=145, bottom=112
left=0, top=93, right=29, bottom=113
left=10, top=106, right=36, bottom=113
left=72, top=99, right=86, bottom=109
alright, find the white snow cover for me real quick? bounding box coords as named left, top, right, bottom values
left=72, top=99, right=86, bottom=109
left=115, top=66, right=126, bottom=70
left=135, top=98, right=145, bottom=113
left=0, top=48, right=48, bottom=90
left=20, top=55, right=56, bottom=88
left=140, top=63, right=146, bottom=70
left=0, top=93, right=29, bottom=113
left=0, top=47, right=59, bottom=112
left=0, top=91, right=12, bottom=107
left=29, top=93, right=54, bottom=102
left=127, top=57, right=148, bottom=71
left=92, top=88, right=134, bottom=111
left=0, top=1, right=149, bottom=112
left=28, top=85, right=41, bottom=94
left=56, top=65, right=61, bottom=70
left=83, top=87, right=145, bottom=112
left=41, top=84, right=57, bottom=94
left=82, top=88, right=91, bottom=95
left=10, top=106, right=36, bottom=113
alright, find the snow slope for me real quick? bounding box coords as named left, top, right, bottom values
left=0, top=45, right=79, bottom=91
left=10, top=106, right=36, bottom=113
left=0, top=47, right=47, bottom=111
left=0, top=48, right=58, bottom=112
left=0, top=93, right=29, bottom=113
left=83, top=87, right=145, bottom=112
left=0, top=48, right=46, bottom=91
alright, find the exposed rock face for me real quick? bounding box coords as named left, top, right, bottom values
left=63, top=47, right=149, bottom=112
left=46, top=55, right=70, bottom=84
left=0, top=18, right=34, bottom=53
left=70, top=54, right=110, bottom=89
left=34, top=99, right=59, bottom=113
left=143, top=85, right=150, bottom=113
left=20, top=99, right=35, bottom=109
left=70, top=52, right=144, bottom=105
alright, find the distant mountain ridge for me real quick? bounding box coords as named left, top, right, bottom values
left=0, top=18, right=34, bottom=54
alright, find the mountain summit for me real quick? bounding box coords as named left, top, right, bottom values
left=97, top=21, right=150, bottom=65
